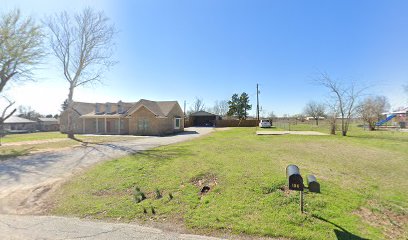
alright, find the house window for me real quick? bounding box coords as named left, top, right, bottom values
left=118, top=101, right=123, bottom=114
left=105, top=103, right=111, bottom=114
left=95, top=103, right=100, bottom=113
left=174, top=118, right=181, bottom=129
left=138, top=119, right=149, bottom=131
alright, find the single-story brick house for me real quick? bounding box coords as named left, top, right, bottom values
left=37, top=117, right=60, bottom=131
left=60, top=99, right=184, bottom=136
left=3, top=116, right=37, bottom=133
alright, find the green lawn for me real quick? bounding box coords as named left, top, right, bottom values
left=51, top=127, right=408, bottom=239
left=1, top=131, right=66, bottom=143
left=0, top=133, right=140, bottom=160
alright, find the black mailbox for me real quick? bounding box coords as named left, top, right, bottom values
left=307, top=175, right=320, bottom=193
left=286, top=165, right=304, bottom=191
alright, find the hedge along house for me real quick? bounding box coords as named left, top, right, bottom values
left=60, top=99, right=184, bottom=136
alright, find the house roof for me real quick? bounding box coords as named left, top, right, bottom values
left=190, top=111, right=216, bottom=117
left=383, top=107, right=408, bottom=115
left=79, top=101, right=136, bottom=118
left=4, top=116, right=36, bottom=124
left=38, top=117, right=59, bottom=122
left=69, top=102, right=98, bottom=116
left=73, top=99, right=180, bottom=118
left=127, top=99, right=179, bottom=117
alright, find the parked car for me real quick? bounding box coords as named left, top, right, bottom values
left=259, top=119, right=272, bottom=128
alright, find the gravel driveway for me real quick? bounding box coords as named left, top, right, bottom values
left=0, top=127, right=222, bottom=240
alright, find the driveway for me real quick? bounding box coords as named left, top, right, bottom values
left=0, top=127, right=222, bottom=240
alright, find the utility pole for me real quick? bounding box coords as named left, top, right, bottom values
left=256, top=83, right=260, bottom=121
left=183, top=100, right=186, bottom=117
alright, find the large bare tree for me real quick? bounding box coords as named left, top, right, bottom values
left=46, top=8, right=117, bottom=138
left=0, top=10, right=44, bottom=142
left=303, top=101, right=326, bottom=125
left=212, top=100, right=229, bottom=116
left=358, top=96, right=390, bottom=131
left=316, top=72, right=364, bottom=136
left=190, top=97, right=205, bottom=113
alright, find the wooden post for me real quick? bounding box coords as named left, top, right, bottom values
left=83, top=118, right=85, bottom=134
left=96, top=118, right=99, bottom=133
left=300, top=191, right=304, bottom=214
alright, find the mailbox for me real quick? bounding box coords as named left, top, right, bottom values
left=307, top=175, right=320, bottom=193
left=286, top=165, right=304, bottom=191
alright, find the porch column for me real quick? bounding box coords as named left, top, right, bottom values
left=96, top=118, right=99, bottom=133
left=83, top=118, right=85, bottom=134
left=104, top=117, right=107, bottom=134
left=118, top=118, right=121, bottom=134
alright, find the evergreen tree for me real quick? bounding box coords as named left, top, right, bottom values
left=227, top=92, right=252, bottom=119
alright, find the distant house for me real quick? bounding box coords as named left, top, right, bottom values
left=3, top=116, right=36, bottom=133
left=60, top=99, right=184, bottom=136
left=189, top=111, right=221, bottom=127
left=37, top=117, right=60, bottom=131
left=305, top=116, right=325, bottom=121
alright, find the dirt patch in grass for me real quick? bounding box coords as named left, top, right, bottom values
left=190, top=172, right=218, bottom=195
left=354, top=201, right=408, bottom=239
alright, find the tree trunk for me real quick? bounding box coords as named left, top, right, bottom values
left=342, top=130, right=347, bottom=136
left=67, top=132, right=75, bottom=139
left=316, top=118, right=319, bottom=126
left=330, top=123, right=336, bottom=135
left=67, top=85, right=75, bottom=139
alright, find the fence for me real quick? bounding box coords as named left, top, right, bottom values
left=215, top=119, right=258, bottom=127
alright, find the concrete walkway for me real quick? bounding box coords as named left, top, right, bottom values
left=0, top=127, right=223, bottom=240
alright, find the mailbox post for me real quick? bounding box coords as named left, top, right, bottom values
left=307, top=175, right=320, bottom=193
left=286, top=165, right=304, bottom=191
left=285, top=165, right=320, bottom=214
left=286, top=164, right=304, bottom=213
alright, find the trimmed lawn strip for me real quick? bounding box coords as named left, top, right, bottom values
left=51, top=128, right=408, bottom=239
left=0, top=135, right=140, bottom=160
left=1, top=132, right=66, bottom=143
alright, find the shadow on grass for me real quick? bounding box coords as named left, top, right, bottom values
left=312, top=215, right=368, bottom=240
left=0, top=147, right=34, bottom=161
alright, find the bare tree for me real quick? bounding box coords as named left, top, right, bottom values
left=0, top=10, right=44, bottom=143
left=46, top=8, right=117, bottom=138
left=358, top=96, right=390, bottom=131
left=17, top=105, right=43, bottom=120
left=212, top=100, right=228, bottom=116
left=316, top=72, right=364, bottom=136
left=268, top=111, right=276, bottom=118
left=304, top=101, right=326, bottom=125
left=190, top=97, right=205, bottom=113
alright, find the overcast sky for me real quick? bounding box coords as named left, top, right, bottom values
left=1, top=0, right=408, bottom=116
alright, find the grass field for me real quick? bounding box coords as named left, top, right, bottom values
left=50, top=126, right=408, bottom=239
left=0, top=133, right=139, bottom=160
left=0, top=131, right=66, bottom=143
